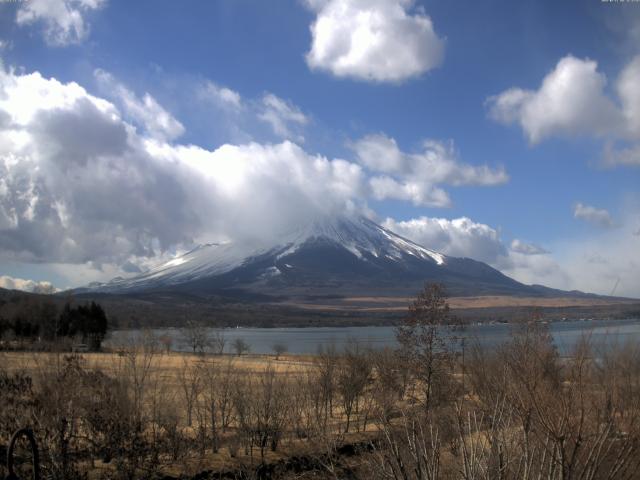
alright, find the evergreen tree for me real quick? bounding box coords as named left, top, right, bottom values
left=56, top=301, right=109, bottom=350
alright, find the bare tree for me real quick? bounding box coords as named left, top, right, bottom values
left=231, top=364, right=293, bottom=463
left=252, top=364, right=291, bottom=460
left=297, top=369, right=330, bottom=439
left=396, top=283, right=457, bottom=414
left=336, top=341, right=371, bottom=433
left=200, top=358, right=236, bottom=453
left=119, top=333, right=157, bottom=427
left=272, top=342, right=288, bottom=360
left=233, top=338, right=250, bottom=356
left=315, top=343, right=338, bottom=424
left=181, top=320, right=211, bottom=354
left=374, top=412, right=442, bottom=480
left=158, top=334, right=173, bottom=354
left=32, top=355, right=84, bottom=479
left=459, top=320, right=640, bottom=480
left=211, top=329, right=226, bottom=355
left=372, top=347, right=406, bottom=420
left=154, top=391, right=184, bottom=462
left=177, top=358, right=201, bottom=427
left=231, top=374, right=254, bottom=459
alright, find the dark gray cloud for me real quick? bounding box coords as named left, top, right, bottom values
left=31, top=98, right=128, bottom=162
left=121, top=261, right=142, bottom=273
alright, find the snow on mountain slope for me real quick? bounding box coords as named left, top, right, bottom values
left=87, top=215, right=449, bottom=293
left=275, top=215, right=445, bottom=264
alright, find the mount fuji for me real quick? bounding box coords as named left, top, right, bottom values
left=81, top=215, right=568, bottom=299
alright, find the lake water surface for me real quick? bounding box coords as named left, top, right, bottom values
left=108, top=318, right=640, bottom=355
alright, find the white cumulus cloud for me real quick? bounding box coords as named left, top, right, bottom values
left=510, top=239, right=549, bottom=255
left=0, top=65, right=511, bottom=289
left=382, top=215, right=566, bottom=289
left=0, top=275, right=58, bottom=294
left=382, top=216, right=507, bottom=264
left=382, top=212, right=640, bottom=298
left=94, top=69, right=185, bottom=141
left=603, top=142, right=640, bottom=167
left=258, top=93, right=309, bottom=142
left=487, top=55, right=622, bottom=144
left=370, top=176, right=451, bottom=207
left=354, top=133, right=508, bottom=207
left=192, top=79, right=309, bottom=143
left=617, top=56, right=640, bottom=138
left=16, top=0, right=106, bottom=46
left=573, top=203, right=614, bottom=228
left=305, top=0, right=444, bottom=83
left=198, top=80, right=243, bottom=111
left=0, top=65, right=367, bottom=266
left=488, top=54, right=640, bottom=168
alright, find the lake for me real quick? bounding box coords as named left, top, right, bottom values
left=107, top=318, right=640, bottom=355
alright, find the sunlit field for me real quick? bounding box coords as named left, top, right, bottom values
left=3, top=288, right=640, bottom=479
left=1, top=1, right=639, bottom=479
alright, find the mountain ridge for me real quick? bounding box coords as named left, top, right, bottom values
left=77, top=214, right=603, bottom=300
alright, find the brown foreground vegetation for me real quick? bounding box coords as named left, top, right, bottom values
left=2, top=285, right=640, bottom=479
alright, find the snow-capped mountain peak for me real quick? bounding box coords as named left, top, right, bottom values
left=274, top=215, right=445, bottom=265
left=81, top=214, right=534, bottom=297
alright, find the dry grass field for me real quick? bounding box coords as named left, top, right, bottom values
left=283, top=295, right=640, bottom=312
left=3, top=288, right=640, bottom=479
left=0, top=350, right=316, bottom=378
left=0, top=347, right=384, bottom=479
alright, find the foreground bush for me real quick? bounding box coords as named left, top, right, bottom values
left=1, top=286, right=639, bottom=479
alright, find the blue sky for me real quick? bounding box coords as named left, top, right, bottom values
left=0, top=0, right=639, bottom=296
